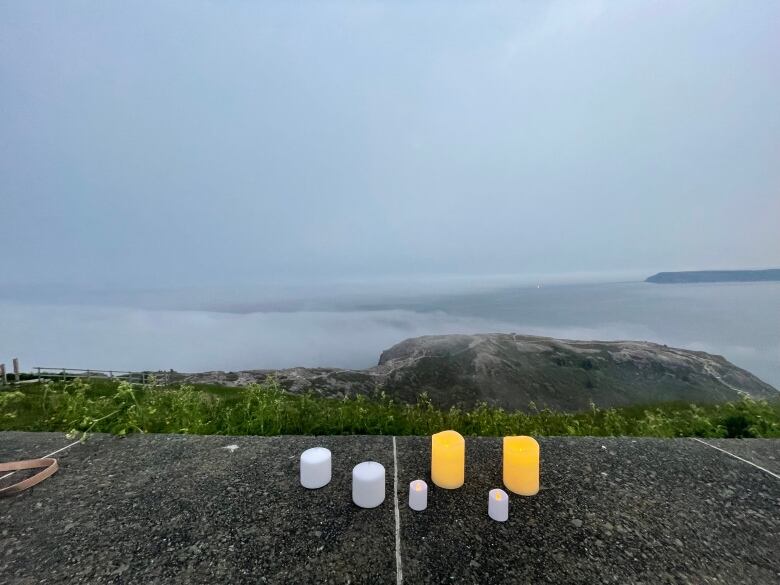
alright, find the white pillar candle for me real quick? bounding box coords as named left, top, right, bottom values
left=488, top=488, right=509, bottom=522
left=300, top=447, right=332, bottom=489
left=352, top=461, right=385, bottom=508
left=408, top=479, right=428, bottom=511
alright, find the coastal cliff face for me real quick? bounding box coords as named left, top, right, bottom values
left=177, top=333, right=778, bottom=412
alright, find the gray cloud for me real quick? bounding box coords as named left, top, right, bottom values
left=1, top=1, right=778, bottom=288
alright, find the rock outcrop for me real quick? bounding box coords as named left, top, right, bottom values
left=173, top=333, right=778, bottom=412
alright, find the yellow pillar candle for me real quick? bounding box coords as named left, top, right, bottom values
left=503, top=436, right=539, bottom=496
left=431, top=430, right=465, bottom=489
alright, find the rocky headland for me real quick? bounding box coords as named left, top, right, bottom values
left=168, top=333, right=778, bottom=412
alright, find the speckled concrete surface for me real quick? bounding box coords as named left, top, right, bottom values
left=1, top=433, right=395, bottom=584
left=396, top=437, right=780, bottom=584
left=701, top=438, right=780, bottom=475
left=1, top=433, right=778, bottom=585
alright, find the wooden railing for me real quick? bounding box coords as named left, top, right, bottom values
left=29, top=367, right=172, bottom=386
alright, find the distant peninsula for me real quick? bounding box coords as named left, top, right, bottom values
left=646, top=268, right=780, bottom=284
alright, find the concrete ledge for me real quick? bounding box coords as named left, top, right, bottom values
left=1, top=433, right=778, bottom=584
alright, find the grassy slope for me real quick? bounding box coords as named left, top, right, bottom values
left=1, top=378, right=779, bottom=438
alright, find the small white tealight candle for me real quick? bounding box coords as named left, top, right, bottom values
left=408, top=479, right=428, bottom=511
left=352, top=461, right=385, bottom=508
left=488, top=488, right=509, bottom=522
left=300, top=447, right=332, bottom=489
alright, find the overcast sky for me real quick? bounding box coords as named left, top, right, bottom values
left=2, top=0, right=779, bottom=290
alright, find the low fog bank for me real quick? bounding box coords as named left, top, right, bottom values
left=2, top=301, right=778, bottom=389
left=1, top=302, right=520, bottom=372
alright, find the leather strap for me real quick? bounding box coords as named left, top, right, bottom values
left=0, top=458, right=59, bottom=497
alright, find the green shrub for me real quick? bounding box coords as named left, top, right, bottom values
left=1, top=379, right=778, bottom=438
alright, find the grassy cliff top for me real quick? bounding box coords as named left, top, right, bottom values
left=1, top=378, right=778, bottom=438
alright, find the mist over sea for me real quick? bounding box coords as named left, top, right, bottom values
left=2, top=279, right=779, bottom=389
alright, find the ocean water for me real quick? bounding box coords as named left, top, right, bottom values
left=2, top=281, right=779, bottom=388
